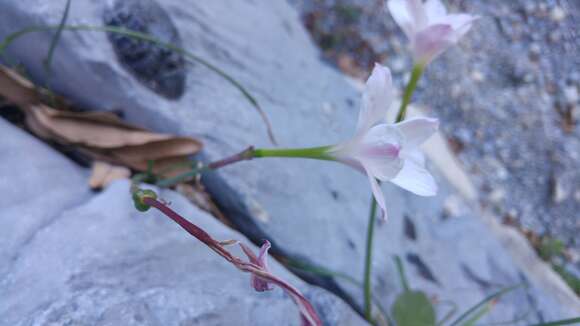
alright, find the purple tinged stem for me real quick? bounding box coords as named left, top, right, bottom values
left=142, top=197, right=322, bottom=326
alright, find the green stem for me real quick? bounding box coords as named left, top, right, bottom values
left=253, top=146, right=334, bottom=160
left=362, top=63, right=425, bottom=323
left=528, top=317, right=580, bottom=326
left=394, top=255, right=410, bottom=292
left=448, top=284, right=522, bottom=326
left=395, top=64, right=424, bottom=123
left=156, top=145, right=335, bottom=188
left=363, top=197, right=378, bottom=321
left=0, top=24, right=277, bottom=144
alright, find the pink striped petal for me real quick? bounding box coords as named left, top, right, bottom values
left=413, top=24, right=454, bottom=63
left=356, top=64, right=394, bottom=135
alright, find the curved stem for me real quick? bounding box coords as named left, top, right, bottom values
left=362, top=63, right=425, bottom=323
left=156, top=145, right=334, bottom=188
left=0, top=24, right=277, bottom=145
left=363, top=197, right=378, bottom=321
left=253, top=146, right=334, bottom=160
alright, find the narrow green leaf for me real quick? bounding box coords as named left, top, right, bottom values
left=448, top=284, right=522, bottom=326
left=286, top=258, right=392, bottom=324
left=44, top=0, right=71, bottom=73
left=460, top=301, right=493, bottom=326
left=435, top=301, right=458, bottom=326
left=394, top=255, right=410, bottom=292
left=392, top=291, right=436, bottom=326
left=529, top=317, right=580, bottom=326
left=0, top=24, right=277, bottom=144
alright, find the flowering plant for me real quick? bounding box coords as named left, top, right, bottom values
left=131, top=0, right=478, bottom=324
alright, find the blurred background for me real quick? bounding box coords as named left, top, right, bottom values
left=0, top=0, right=579, bottom=325
left=290, top=0, right=580, bottom=285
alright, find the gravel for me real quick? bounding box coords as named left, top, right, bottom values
left=289, top=0, right=580, bottom=251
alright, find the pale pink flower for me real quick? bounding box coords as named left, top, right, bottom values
left=329, top=64, right=438, bottom=219
left=387, top=0, right=478, bottom=64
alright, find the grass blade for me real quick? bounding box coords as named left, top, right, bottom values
left=44, top=0, right=71, bottom=73
left=528, top=317, right=580, bottom=326
left=286, top=258, right=392, bottom=325
left=0, top=24, right=277, bottom=144
left=448, top=284, right=522, bottom=326
left=394, top=255, right=410, bottom=292
left=460, top=301, right=493, bottom=326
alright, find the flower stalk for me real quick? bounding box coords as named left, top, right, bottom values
left=133, top=190, right=322, bottom=326
left=363, top=196, right=378, bottom=321
left=396, top=63, right=424, bottom=123
left=362, top=61, right=425, bottom=322
left=156, top=146, right=334, bottom=187
left=253, top=146, right=334, bottom=161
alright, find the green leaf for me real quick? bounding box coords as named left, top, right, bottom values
left=394, top=255, right=410, bottom=292
left=529, top=317, right=580, bottom=326
left=44, top=0, right=71, bottom=73
left=460, top=301, right=493, bottom=326
left=0, top=24, right=277, bottom=144
left=448, top=284, right=522, bottom=326
left=392, top=291, right=435, bottom=326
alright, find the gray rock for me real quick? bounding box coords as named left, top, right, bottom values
left=1, top=0, right=579, bottom=324
left=0, top=119, right=91, bottom=277
left=0, top=122, right=363, bottom=325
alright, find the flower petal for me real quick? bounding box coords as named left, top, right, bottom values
left=366, top=170, right=388, bottom=220
left=394, top=117, right=439, bottom=149
left=387, top=0, right=427, bottom=40
left=441, top=14, right=478, bottom=41
left=390, top=152, right=437, bottom=196
left=412, top=24, right=454, bottom=63
left=358, top=124, right=404, bottom=180
left=424, top=0, right=447, bottom=22
left=387, top=0, right=415, bottom=39
left=356, top=64, right=394, bottom=135
left=240, top=241, right=274, bottom=292
left=256, top=240, right=271, bottom=270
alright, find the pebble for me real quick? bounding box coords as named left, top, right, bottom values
left=563, top=86, right=579, bottom=104
left=549, top=30, right=563, bottom=43
left=489, top=188, right=506, bottom=203
left=523, top=3, right=536, bottom=16
left=443, top=195, right=464, bottom=218
left=471, top=70, right=485, bottom=82
left=450, top=83, right=462, bottom=99
left=550, top=6, right=566, bottom=23
left=529, top=43, right=542, bottom=61
left=390, top=56, right=406, bottom=73
left=552, top=177, right=569, bottom=204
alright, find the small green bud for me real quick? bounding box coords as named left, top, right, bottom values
left=132, top=189, right=158, bottom=212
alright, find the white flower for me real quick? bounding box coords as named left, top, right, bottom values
left=329, top=64, right=438, bottom=219
left=387, top=0, right=478, bottom=64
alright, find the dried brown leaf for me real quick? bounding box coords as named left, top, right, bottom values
left=0, top=66, right=39, bottom=107
left=0, top=65, right=203, bottom=174
left=89, top=161, right=131, bottom=189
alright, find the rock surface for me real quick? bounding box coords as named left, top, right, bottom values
left=1, top=0, right=579, bottom=324
left=0, top=120, right=363, bottom=325
left=288, top=0, right=580, bottom=251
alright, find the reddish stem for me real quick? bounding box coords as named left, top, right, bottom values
left=207, top=146, right=255, bottom=170
left=141, top=197, right=322, bottom=326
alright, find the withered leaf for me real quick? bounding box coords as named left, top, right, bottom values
left=0, top=66, right=39, bottom=107
left=89, top=161, right=131, bottom=190
left=0, top=65, right=203, bottom=178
